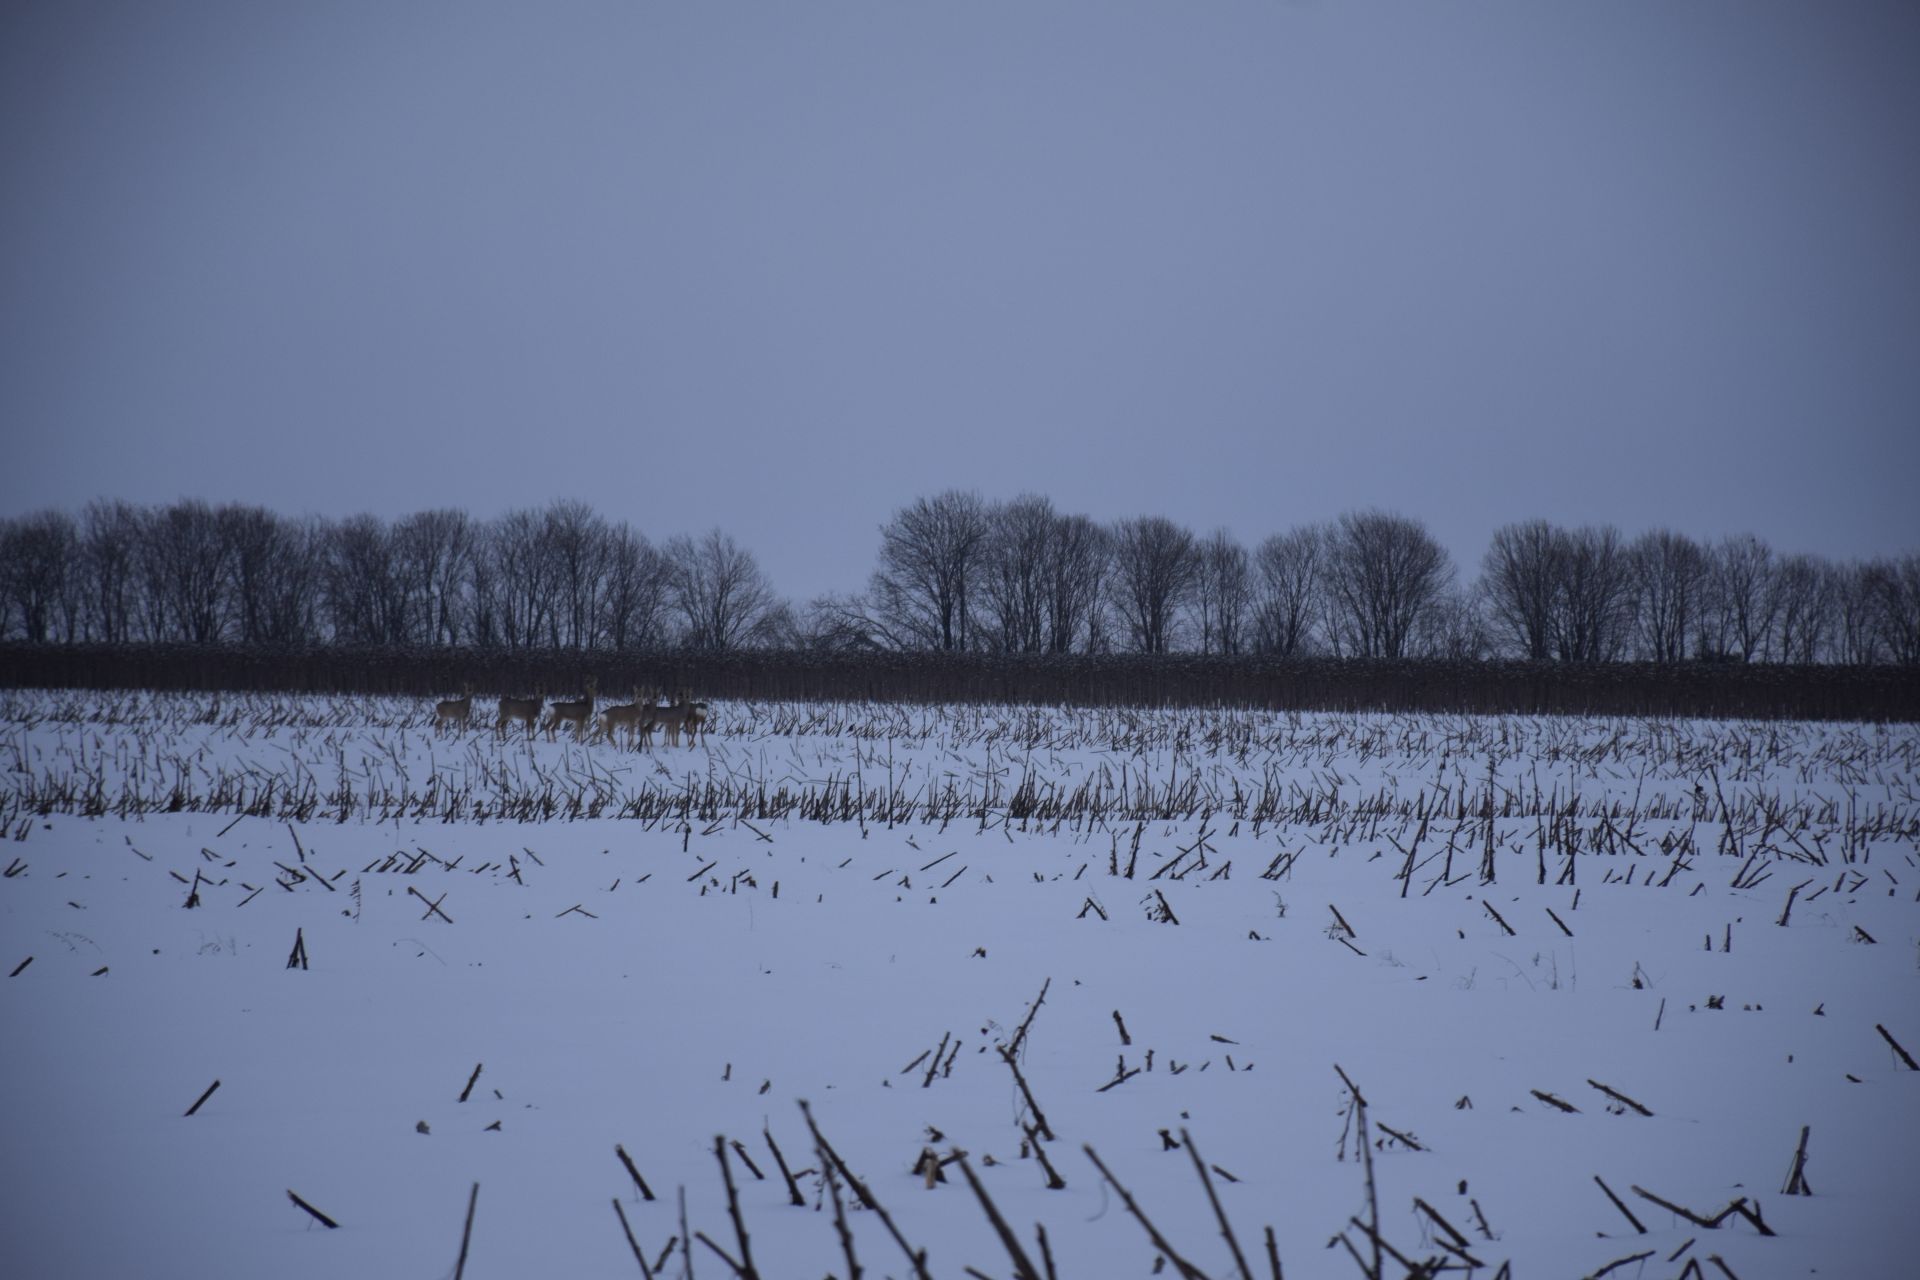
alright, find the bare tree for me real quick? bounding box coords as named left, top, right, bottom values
left=483, top=508, right=558, bottom=650
left=1044, top=514, right=1109, bottom=653
left=146, top=500, right=232, bottom=644
left=792, top=592, right=885, bottom=652
left=1865, top=553, right=1920, bottom=665
left=870, top=491, right=992, bottom=651
left=1321, top=510, right=1452, bottom=659
left=1628, top=529, right=1706, bottom=663
left=1252, top=525, right=1323, bottom=656
left=466, top=543, right=501, bottom=650
left=0, top=510, right=78, bottom=642
left=1830, top=560, right=1883, bottom=666
left=261, top=517, right=327, bottom=647
left=79, top=499, right=143, bottom=643
left=601, top=523, right=672, bottom=649
left=666, top=528, right=783, bottom=650
left=1481, top=519, right=1560, bottom=660
left=326, top=514, right=409, bottom=646
left=539, top=500, right=613, bottom=649
left=1109, top=516, right=1198, bottom=654
left=980, top=494, right=1055, bottom=653
left=1707, top=534, right=1778, bottom=661
left=132, top=508, right=171, bottom=642
left=1550, top=525, right=1633, bottom=663
left=1190, top=530, right=1251, bottom=655
left=394, top=509, right=475, bottom=646
left=1418, top=584, right=1494, bottom=660
left=220, top=504, right=295, bottom=646
left=1771, top=554, right=1834, bottom=665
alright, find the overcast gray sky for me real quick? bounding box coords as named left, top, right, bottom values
left=4, top=1, right=1916, bottom=606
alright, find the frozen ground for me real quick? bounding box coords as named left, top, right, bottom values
left=2, top=691, right=1916, bottom=1279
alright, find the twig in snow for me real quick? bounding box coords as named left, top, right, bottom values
left=1081, top=1144, right=1211, bottom=1280
left=287, top=1189, right=339, bottom=1229
left=611, top=1199, right=655, bottom=1278
left=709, top=1136, right=761, bottom=1280
left=1007, top=978, right=1051, bottom=1058
left=1781, top=1125, right=1813, bottom=1196
left=184, top=1079, right=221, bottom=1117
left=819, top=1138, right=862, bottom=1280
left=1024, top=1123, right=1066, bottom=1190
left=452, top=1182, right=479, bottom=1280
left=1375, top=1121, right=1423, bottom=1151
left=1630, top=1187, right=1774, bottom=1236
left=998, top=1044, right=1055, bottom=1141
left=615, top=1143, right=656, bottom=1201
left=953, top=1151, right=1043, bottom=1280
left=407, top=885, right=452, bottom=922
left=1412, top=1198, right=1481, bottom=1266
left=1592, top=1176, right=1646, bottom=1234
left=1589, top=1174, right=1651, bottom=1235
left=800, top=1100, right=931, bottom=1280
left=763, top=1127, right=805, bottom=1206
left=1876, top=1024, right=1920, bottom=1071
left=1587, top=1079, right=1653, bottom=1116
left=1585, top=1250, right=1655, bottom=1279
left=1182, top=1129, right=1254, bottom=1280
left=728, top=1139, right=764, bottom=1181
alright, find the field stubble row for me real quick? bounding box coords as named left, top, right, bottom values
left=3, top=690, right=1915, bottom=856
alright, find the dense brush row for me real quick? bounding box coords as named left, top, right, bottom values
left=5, top=641, right=1919, bottom=721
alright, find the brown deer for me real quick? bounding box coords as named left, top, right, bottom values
left=432, top=685, right=473, bottom=734
left=496, top=694, right=543, bottom=740
left=641, top=689, right=707, bottom=749
left=541, top=678, right=597, bottom=742
left=596, top=688, right=649, bottom=747
left=684, top=695, right=710, bottom=748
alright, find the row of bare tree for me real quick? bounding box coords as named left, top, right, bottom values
left=1476, top=522, right=1917, bottom=666
left=826, top=495, right=1460, bottom=660
left=833, top=492, right=1919, bottom=665
left=0, top=500, right=782, bottom=652
left=3, top=494, right=1916, bottom=664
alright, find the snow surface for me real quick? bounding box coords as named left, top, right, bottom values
left=2, top=692, right=1916, bottom=1279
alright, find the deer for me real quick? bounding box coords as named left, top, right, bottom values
left=496, top=693, right=543, bottom=740
left=596, top=688, right=649, bottom=747
left=628, top=687, right=672, bottom=752
left=432, top=685, right=474, bottom=734
left=684, top=694, right=710, bottom=748
left=641, top=689, right=708, bottom=750
left=541, top=677, right=597, bottom=742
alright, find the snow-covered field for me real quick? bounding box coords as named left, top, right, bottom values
left=2, top=691, right=1916, bottom=1279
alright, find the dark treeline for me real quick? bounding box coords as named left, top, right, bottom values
left=5, top=642, right=1917, bottom=722
left=0, top=499, right=782, bottom=652
left=4, top=493, right=1917, bottom=666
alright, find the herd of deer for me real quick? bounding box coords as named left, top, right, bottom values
left=429, top=680, right=709, bottom=749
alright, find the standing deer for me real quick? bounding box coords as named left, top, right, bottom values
left=541, top=678, right=597, bottom=742
left=684, top=694, right=710, bottom=748
left=497, top=694, right=543, bottom=740
left=596, top=688, right=648, bottom=747
left=433, top=685, right=473, bottom=734
left=642, top=689, right=708, bottom=749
